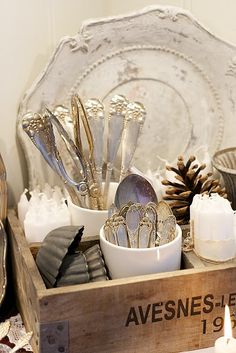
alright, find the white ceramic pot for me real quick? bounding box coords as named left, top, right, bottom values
left=100, top=225, right=182, bottom=279
left=67, top=182, right=118, bottom=237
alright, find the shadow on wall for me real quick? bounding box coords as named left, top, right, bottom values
left=0, top=137, right=27, bottom=207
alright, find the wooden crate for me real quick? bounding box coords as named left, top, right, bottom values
left=7, top=209, right=236, bottom=353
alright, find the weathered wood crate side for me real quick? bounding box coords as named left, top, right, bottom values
left=38, top=265, right=236, bottom=353
left=7, top=209, right=46, bottom=353
left=7, top=209, right=236, bottom=353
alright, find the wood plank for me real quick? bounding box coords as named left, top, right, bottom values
left=7, top=209, right=46, bottom=353
left=37, top=264, right=236, bottom=353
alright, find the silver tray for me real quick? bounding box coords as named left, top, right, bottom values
left=0, top=153, right=7, bottom=308
left=0, top=223, right=7, bottom=307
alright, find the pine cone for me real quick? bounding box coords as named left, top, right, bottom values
left=161, top=155, right=227, bottom=225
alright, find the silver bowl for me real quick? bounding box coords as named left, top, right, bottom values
left=212, top=147, right=236, bottom=210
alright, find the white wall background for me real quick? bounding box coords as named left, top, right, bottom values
left=1, top=0, right=236, bottom=206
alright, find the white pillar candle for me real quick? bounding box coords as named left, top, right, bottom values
left=234, top=212, right=236, bottom=236
left=215, top=305, right=236, bottom=353
left=22, top=185, right=71, bottom=243
left=190, top=194, right=235, bottom=262
left=190, top=195, right=200, bottom=240
left=214, top=337, right=236, bottom=353
left=42, top=183, right=53, bottom=199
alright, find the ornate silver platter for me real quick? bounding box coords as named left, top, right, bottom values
left=0, top=223, right=7, bottom=308
left=0, top=154, right=7, bottom=309
left=17, top=5, right=236, bottom=188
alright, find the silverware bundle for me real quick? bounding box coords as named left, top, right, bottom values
left=104, top=201, right=177, bottom=248
left=22, top=94, right=146, bottom=210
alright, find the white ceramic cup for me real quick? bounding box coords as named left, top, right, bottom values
left=67, top=182, right=118, bottom=237
left=100, top=225, right=182, bottom=279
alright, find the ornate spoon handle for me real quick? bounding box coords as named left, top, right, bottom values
left=70, top=95, right=102, bottom=210
left=103, top=95, right=128, bottom=208
left=144, top=202, right=158, bottom=247
left=22, top=112, right=88, bottom=207
left=104, top=220, right=118, bottom=245
left=160, top=215, right=176, bottom=245
left=126, top=204, right=142, bottom=248
left=138, top=217, right=153, bottom=248
left=71, top=95, right=82, bottom=150
left=85, top=98, right=105, bottom=193
left=120, top=102, right=146, bottom=181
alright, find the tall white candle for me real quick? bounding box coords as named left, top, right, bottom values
left=214, top=305, right=236, bottom=353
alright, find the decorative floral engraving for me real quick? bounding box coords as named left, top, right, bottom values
left=157, top=8, right=180, bottom=22
left=67, top=33, right=92, bottom=53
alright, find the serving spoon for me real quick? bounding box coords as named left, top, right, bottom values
left=114, top=173, right=158, bottom=209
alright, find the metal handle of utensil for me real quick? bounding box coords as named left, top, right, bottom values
left=103, top=95, right=128, bottom=208
left=120, top=102, right=146, bottom=181
left=22, top=111, right=89, bottom=207
left=71, top=95, right=104, bottom=210
left=85, top=98, right=105, bottom=192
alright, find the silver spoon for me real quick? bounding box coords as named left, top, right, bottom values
left=126, top=203, right=143, bottom=248
left=85, top=98, right=105, bottom=193
left=114, top=173, right=158, bottom=209
left=119, top=102, right=146, bottom=181
left=103, top=95, right=128, bottom=208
